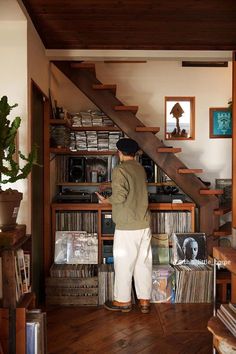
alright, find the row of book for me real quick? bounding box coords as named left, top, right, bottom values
left=50, top=263, right=98, bottom=278
left=15, top=248, right=31, bottom=301
left=98, top=264, right=114, bottom=305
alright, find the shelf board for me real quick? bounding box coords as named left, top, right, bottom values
left=50, top=148, right=116, bottom=155
left=51, top=202, right=195, bottom=211
left=56, top=181, right=175, bottom=186
left=50, top=120, right=121, bottom=132
left=71, top=125, right=121, bottom=131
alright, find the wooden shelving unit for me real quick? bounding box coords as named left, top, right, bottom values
left=51, top=202, right=195, bottom=264
left=0, top=225, right=35, bottom=354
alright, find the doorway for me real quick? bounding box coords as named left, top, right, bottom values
left=31, top=81, right=46, bottom=303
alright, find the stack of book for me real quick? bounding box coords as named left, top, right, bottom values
left=217, top=303, right=236, bottom=336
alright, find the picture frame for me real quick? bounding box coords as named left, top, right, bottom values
left=209, top=107, right=232, bottom=138
left=165, top=96, right=195, bottom=140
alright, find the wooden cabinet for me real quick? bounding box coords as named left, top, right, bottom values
left=51, top=202, right=195, bottom=264
left=0, top=225, right=35, bottom=354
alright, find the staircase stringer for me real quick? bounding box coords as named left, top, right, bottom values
left=52, top=61, right=219, bottom=240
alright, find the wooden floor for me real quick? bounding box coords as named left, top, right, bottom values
left=46, top=303, right=213, bottom=354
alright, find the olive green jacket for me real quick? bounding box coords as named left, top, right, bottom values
left=107, top=159, right=150, bottom=230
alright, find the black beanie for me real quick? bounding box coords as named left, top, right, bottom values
left=116, top=138, right=139, bottom=154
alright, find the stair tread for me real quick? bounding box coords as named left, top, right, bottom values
left=114, top=105, right=138, bottom=113
left=178, top=168, right=203, bottom=174
left=70, top=62, right=95, bottom=73
left=199, top=189, right=224, bottom=195
left=214, top=204, right=232, bottom=215
left=92, top=84, right=116, bottom=94
left=157, top=147, right=182, bottom=153
left=135, top=126, right=160, bottom=133
left=213, top=222, right=232, bottom=236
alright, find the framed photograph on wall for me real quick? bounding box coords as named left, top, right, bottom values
left=209, top=107, right=232, bottom=138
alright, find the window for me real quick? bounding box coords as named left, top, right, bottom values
left=165, top=97, right=195, bottom=140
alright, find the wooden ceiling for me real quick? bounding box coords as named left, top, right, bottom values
left=21, top=0, right=236, bottom=50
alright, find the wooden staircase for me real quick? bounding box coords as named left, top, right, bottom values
left=52, top=61, right=231, bottom=253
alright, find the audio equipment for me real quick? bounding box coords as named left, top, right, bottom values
left=140, top=154, right=155, bottom=183
left=102, top=212, right=115, bottom=234
left=68, top=157, right=85, bottom=182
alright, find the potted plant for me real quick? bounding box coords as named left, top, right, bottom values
left=0, top=95, right=37, bottom=231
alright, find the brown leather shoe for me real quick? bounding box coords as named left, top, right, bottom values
left=139, top=299, right=150, bottom=314
left=104, top=300, right=132, bottom=313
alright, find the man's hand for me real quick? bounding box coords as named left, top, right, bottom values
left=95, top=192, right=110, bottom=204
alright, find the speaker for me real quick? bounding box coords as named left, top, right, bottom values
left=140, top=154, right=154, bottom=183
left=102, top=212, right=115, bottom=234
left=68, top=157, right=85, bottom=182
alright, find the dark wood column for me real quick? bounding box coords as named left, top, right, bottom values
left=232, top=51, right=236, bottom=231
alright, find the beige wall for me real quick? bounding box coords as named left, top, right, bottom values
left=51, top=60, right=232, bottom=185
left=0, top=0, right=49, bottom=231
left=0, top=19, right=29, bottom=226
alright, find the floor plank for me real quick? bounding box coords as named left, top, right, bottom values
left=46, top=304, right=213, bottom=354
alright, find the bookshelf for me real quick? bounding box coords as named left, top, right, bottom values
left=0, top=225, right=35, bottom=354
left=208, top=247, right=236, bottom=353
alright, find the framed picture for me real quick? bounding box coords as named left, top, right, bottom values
left=209, top=107, right=232, bottom=138
left=165, top=96, right=195, bottom=140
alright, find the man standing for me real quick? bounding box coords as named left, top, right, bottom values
left=96, top=138, right=152, bottom=314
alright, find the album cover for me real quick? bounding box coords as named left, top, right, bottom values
left=171, top=232, right=207, bottom=265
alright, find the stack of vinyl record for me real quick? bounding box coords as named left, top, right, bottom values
left=50, top=125, right=70, bottom=148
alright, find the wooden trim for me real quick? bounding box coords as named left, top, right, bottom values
left=50, top=148, right=116, bottom=155
left=43, top=99, right=52, bottom=276
left=214, top=206, right=231, bottom=215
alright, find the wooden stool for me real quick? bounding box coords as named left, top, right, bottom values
left=216, top=271, right=231, bottom=303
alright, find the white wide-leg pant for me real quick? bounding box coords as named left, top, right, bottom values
left=113, top=228, right=152, bottom=302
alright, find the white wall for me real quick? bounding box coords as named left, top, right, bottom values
left=0, top=0, right=49, bottom=231
left=0, top=19, right=29, bottom=225
left=51, top=60, right=232, bottom=185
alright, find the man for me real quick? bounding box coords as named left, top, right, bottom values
left=96, top=138, right=152, bottom=314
